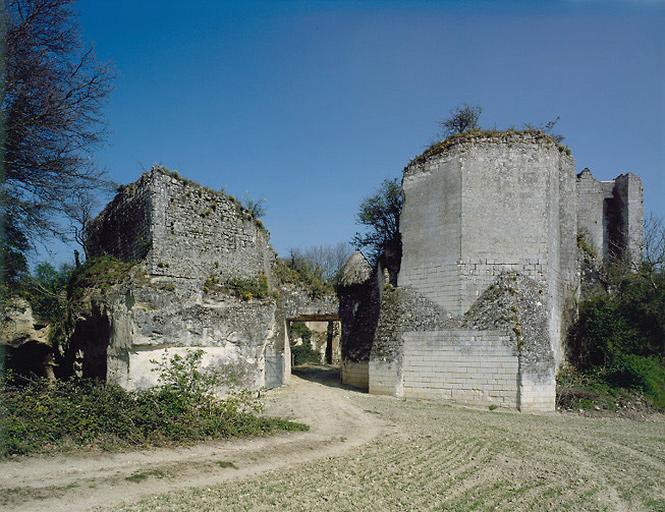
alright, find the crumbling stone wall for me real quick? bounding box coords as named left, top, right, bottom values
left=576, top=168, right=644, bottom=266
left=88, top=168, right=273, bottom=284
left=85, top=176, right=153, bottom=262
left=81, top=167, right=338, bottom=391
left=341, top=133, right=644, bottom=412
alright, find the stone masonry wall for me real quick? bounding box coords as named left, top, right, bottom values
left=86, top=175, right=154, bottom=262
left=401, top=330, right=518, bottom=407
left=400, top=136, right=576, bottom=366
left=147, top=170, right=273, bottom=283
left=88, top=168, right=273, bottom=285
left=576, top=169, right=644, bottom=266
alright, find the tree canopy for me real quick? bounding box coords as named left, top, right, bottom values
left=352, top=178, right=404, bottom=282
left=1, top=0, right=113, bottom=286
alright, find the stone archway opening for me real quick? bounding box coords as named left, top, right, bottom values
left=286, top=314, right=341, bottom=367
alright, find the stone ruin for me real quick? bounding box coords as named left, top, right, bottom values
left=339, top=132, right=643, bottom=412
left=62, top=167, right=338, bottom=391
left=11, top=131, right=642, bottom=413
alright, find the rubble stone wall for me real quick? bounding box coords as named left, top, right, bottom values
left=576, top=169, right=644, bottom=266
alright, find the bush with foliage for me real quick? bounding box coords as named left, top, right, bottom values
left=204, top=272, right=273, bottom=301
left=0, top=349, right=307, bottom=457
left=289, top=323, right=321, bottom=366
left=566, top=253, right=665, bottom=410
left=274, top=257, right=334, bottom=299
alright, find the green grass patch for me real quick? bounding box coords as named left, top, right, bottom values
left=68, top=255, right=136, bottom=303
left=126, top=469, right=168, bottom=483
left=216, top=460, right=238, bottom=469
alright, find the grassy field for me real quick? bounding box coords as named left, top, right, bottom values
left=110, top=390, right=665, bottom=512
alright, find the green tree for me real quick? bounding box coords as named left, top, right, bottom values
left=352, top=178, right=404, bottom=283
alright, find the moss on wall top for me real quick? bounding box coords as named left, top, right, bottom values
left=407, top=129, right=572, bottom=170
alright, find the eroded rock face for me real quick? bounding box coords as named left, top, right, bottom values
left=64, top=263, right=279, bottom=391
left=0, top=298, right=50, bottom=348
left=71, top=167, right=339, bottom=391
left=1, top=298, right=53, bottom=378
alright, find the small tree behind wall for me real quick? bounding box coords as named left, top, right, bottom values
left=352, top=178, right=404, bottom=285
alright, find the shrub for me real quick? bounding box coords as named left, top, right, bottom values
left=274, top=258, right=334, bottom=299
left=570, top=294, right=643, bottom=370
left=606, top=355, right=665, bottom=408
left=290, top=323, right=321, bottom=366
left=567, top=257, right=665, bottom=410
left=0, top=349, right=307, bottom=457
left=204, top=273, right=273, bottom=301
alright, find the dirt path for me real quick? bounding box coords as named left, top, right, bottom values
left=0, top=370, right=387, bottom=512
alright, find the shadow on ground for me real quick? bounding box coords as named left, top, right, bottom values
left=292, top=365, right=363, bottom=392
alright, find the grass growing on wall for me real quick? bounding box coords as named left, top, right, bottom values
left=0, top=350, right=307, bottom=458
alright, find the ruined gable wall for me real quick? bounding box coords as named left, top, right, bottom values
left=147, top=171, right=273, bottom=284
left=612, top=173, right=644, bottom=266
left=576, top=170, right=610, bottom=258
left=86, top=174, right=154, bottom=261
left=576, top=170, right=644, bottom=266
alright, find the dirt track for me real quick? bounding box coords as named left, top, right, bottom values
left=2, top=368, right=664, bottom=512
left=0, top=368, right=387, bottom=512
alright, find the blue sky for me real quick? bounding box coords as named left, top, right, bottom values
left=52, top=0, right=665, bottom=261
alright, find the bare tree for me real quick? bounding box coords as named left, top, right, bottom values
left=290, top=242, right=353, bottom=282
left=1, top=0, right=113, bottom=260
left=440, top=104, right=482, bottom=136
left=64, top=191, right=98, bottom=259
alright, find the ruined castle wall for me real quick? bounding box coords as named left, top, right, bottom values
left=147, top=172, right=273, bottom=283
left=86, top=175, right=154, bottom=261
left=576, top=170, right=644, bottom=266
left=401, top=330, right=518, bottom=407
left=87, top=170, right=274, bottom=285
left=400, top=140, right=574, bottom=363
left=457, top=142, right=561, bottom=317
left=398, top=148, right=463, bottom=314
left=613, top=173, right=644, bottom=266
left=576, top=170, right=610, bottom=257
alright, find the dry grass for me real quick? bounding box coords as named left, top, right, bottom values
left=110, top=392, right=665, bottom=512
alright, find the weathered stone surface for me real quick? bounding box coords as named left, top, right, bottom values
left=0, top=298, right=50, bottom=348
left=77, top=167, right=338, bottom=391
left=339, top=252, right=372, bottom=287
left=342, top=133, right=643, bottom=411
left=576, top=168, right=644, bottom=267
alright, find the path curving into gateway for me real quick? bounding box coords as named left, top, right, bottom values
left=0, top=368, right=387, bottom=512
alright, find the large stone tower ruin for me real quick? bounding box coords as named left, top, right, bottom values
left=340, top=132, right=644, bottom=412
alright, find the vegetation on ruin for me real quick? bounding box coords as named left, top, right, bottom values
left=409, top=106, right=571, bottom=168
left=67, top=255, right=136, bottom=302
left=204, top=272, right=274, bottom=301
left=13, top=262, right=73, bottom=325
left=273, top=257, right=335, bottom=299
left=0, top=349, right=307, bottom=458
left=410, top=129, right=572, bottom=167
left=289, top=323, right=321, bottom=366
left=563, top=220, right=665, bottom=411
